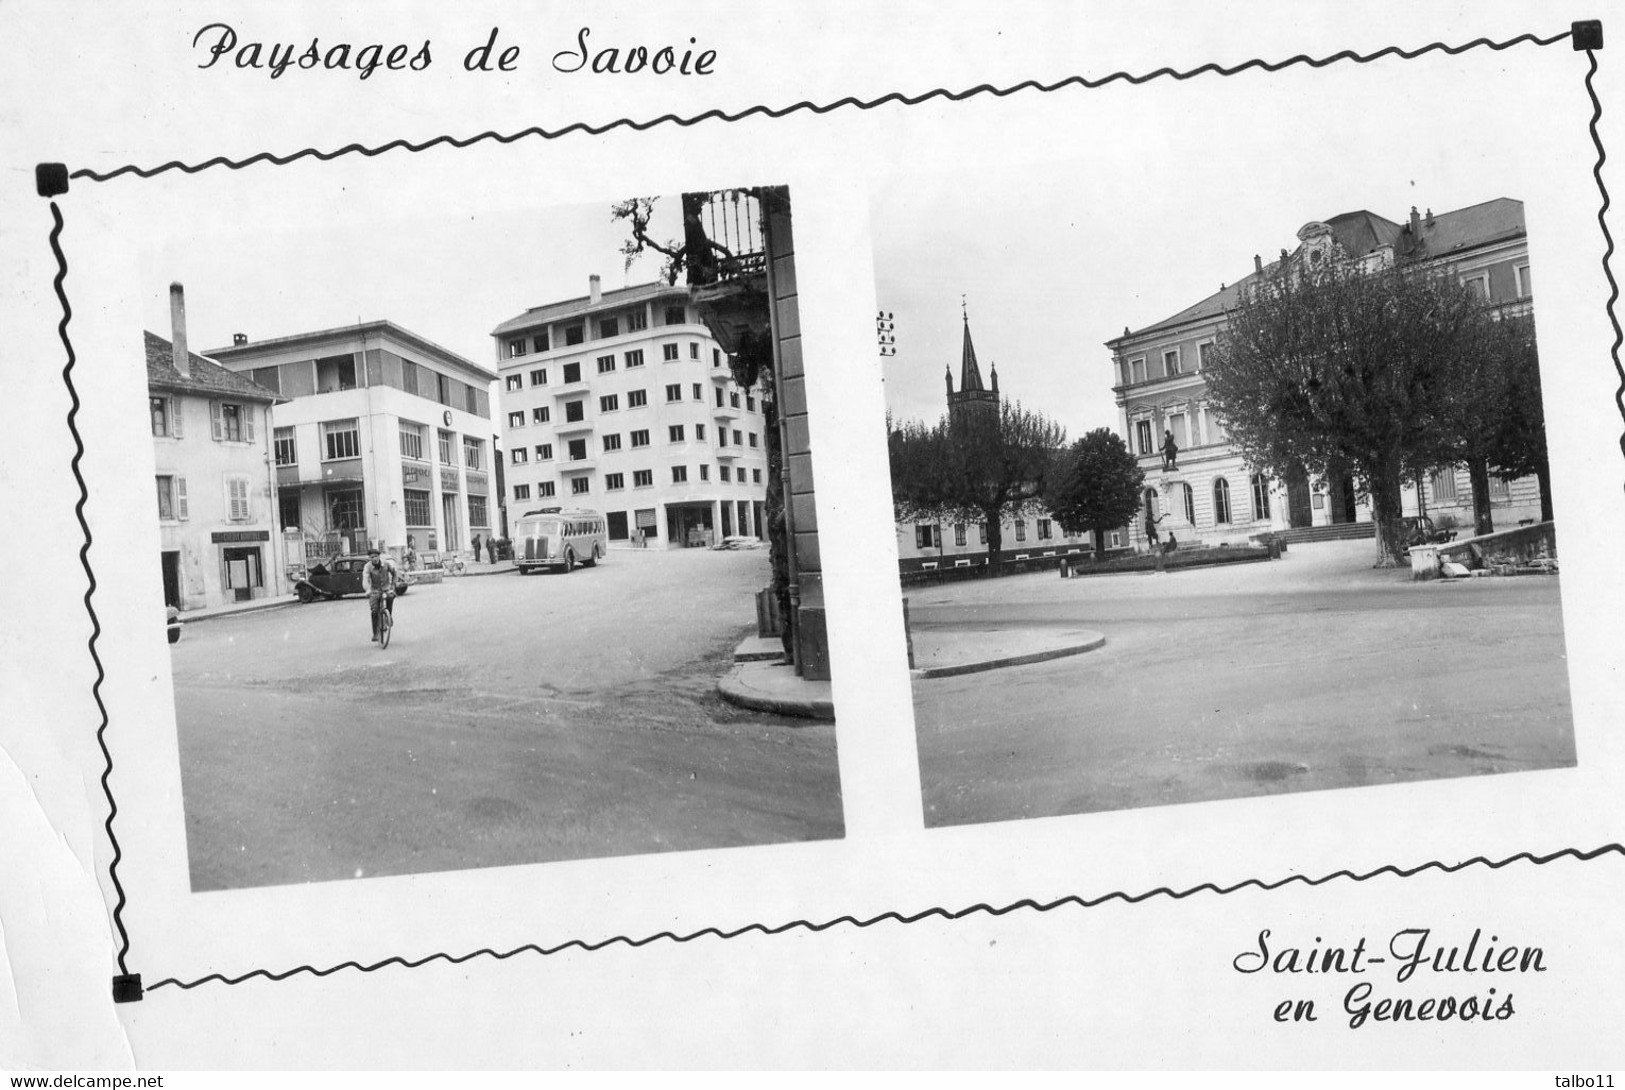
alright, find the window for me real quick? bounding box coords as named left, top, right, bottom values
left=512, top=484, right=531, bottom=502
left=599, top=316, right=620, bottom=339
left=571, top=478, right=590, bottom=496
left=508, top=411, right=525, bottom=428
left=437, top=373, right=452, bottom=406
left=401, top=360, right=420, bottom=396
left=665, top=384, right=682, bottom=402
left=564, top=324, right=584, bottom=346
left=664, top=305, right=686, bottom=325
left=915, top=524, right=937, bottom=549
left=155, top=476, right=187, bottom=521
left=536, top=443, right=553, bottom=460
left=625, top=349, right=645, bottom=368
left=1130, top=357, right=1146, bottom=384
left=529, top=368, right=547, bottom=386
left=323, top=419, right=360, bottom=460
left=505, top=374, right=523, bottom=392
left=1110, top=530, right=1123, bottom=548
left=672, top=465, right=688, bottom=483
left=730, top=392, right=741, bottom=409
left=712, top=348, right=723, bottom=367
left=627, top=310, right=647, bottom=331
left=511, top=448, right=528, bottom=464
left=602, top=433, right=622, bottom=452
left=1489, top=475, right=1511, bottom=499
left=399, top=422, right=425, bottom=461
left=699, top=465, right=710, bottom=481
left=532, top=331, right=550, bottom=354
left=633, top=470, right=653, bottom=487
left=600, top=394, right=619, bottom=413
left=214, top=401, right=248, bottom=442
left=954, top=524, right=967, bottom=546
left=1163, top=349, right=1181, bottom=376
left=438, top=429, right=454, bottom=464
left=627, top=389, right=647, bottom=408
left=1198, top=342, right=1214, bottom=370
left=720, top=466, right=731, bottom=482
left=1169, top=412, right=1189, bottom=449
left=692, top=383, right=702, bottom=400
left=564, top=400, right=585, bottom=423
left=596, top=354, right=616, bottom=374
left=630, top=429, right=650, bottom=448
left=1014, top=520, right=1027, bottom=542
left=405, top=489, right=432, bottom=526
left=225, top=475, right=251, bottom=522
left=663, top=343, right=680, bottom=361
left=1514, top=264, right=1533, bottom=298
left=747, top=395, right=756, bottom=411
left=508, top=339, right=526, bottom=358
left=1038, top=519, right=1053, bottom=540
left=465, top=385, right=479, bottom=415
left=1177, top=482, right=1195, bottom=524
left=1213, top=478, right=1232, bottom=524
left=748, top=433, right=758, bottom=448
left=562, top=361, right=582, bottom=384
left=1251, top=474, right=1271, bottom=520
left=689, top=342, right=700, bottom=359
left=695, top=424, right=706, bottom=440
left=532, top=406, right=550, bottom=424
left=716, top=387, right=726, bottom=408
left=1135, top=419, right=1153, bottom=455
left=669, top=424, right=686, bottom=442
left=278, top=491, right=300, bottom=531
left=468, top=495, right=489, bottom=528
left=1430, top=468, right=1458, bottom=503
left=274, top=426, right=297, bottom=466
left=978, top=523, right=988, bottom=544
left=463, top=437, right=483, bottom=470
left=1462, top=274, right=1490, bottom=301
left=150, top=396, right=172, bottom=437
left=605, top=473, right=625, bottom=490
left=537, top=481, right=556, bottom=498
left=567, top=439, right=587, bottom=461
left=732, top=429, right=742, bottom=445
left=753, top=469, right=762, bottom=484
left=719, top=430, right=728, bottom=448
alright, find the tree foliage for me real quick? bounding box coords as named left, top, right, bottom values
left=889, top=399, right=1066, bottom=569
left=1206, top=261, right=1491, bottom=565
left=1045, top=428, right=1145, bottom=560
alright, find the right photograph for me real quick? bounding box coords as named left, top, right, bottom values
left=873, top=158, right=1575, bottom=827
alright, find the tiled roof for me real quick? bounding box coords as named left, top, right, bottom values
left=1115, top=199, right=1524, bottom=345
left=490, top=281, right=688, bottom=337
left=205, top=320, right=494, bottom=381
left=145, top=331, right=281, bottom=402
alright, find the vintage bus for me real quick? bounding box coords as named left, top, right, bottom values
left=512, top=507, right=609, bottom=574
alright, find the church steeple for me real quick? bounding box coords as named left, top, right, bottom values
left=958, top=306, right=987, bottom=393
left=947, top=300, right=1000, bottom=417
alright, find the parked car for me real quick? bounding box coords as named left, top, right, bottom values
left=1398, top=515, right=1457, bottom=554
left=294, top=556, right=410, bottom=603
left=166, top=605, right=183, bottom=644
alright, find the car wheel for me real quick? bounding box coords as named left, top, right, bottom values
left=297, top=585, right=315, bottom=604
left=396, top=584, right=409, bottom=596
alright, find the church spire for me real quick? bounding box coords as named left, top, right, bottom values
left=959, top=308, right=987, bottom=394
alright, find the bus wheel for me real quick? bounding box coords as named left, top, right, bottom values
left=563, top=550, right=576, bottom=574
left=584, top=545, right=599, bottom=568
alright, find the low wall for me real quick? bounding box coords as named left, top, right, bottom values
left=1409, top=521, right=1557, bottom=580
left=901, top=543, right=1271, bottom=587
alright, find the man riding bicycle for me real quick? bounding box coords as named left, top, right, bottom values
left=363, top=546, right=400, bottom=642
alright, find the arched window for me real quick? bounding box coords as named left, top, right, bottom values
left=1213, top=478, right=1232, bottom=524
left=1250, top=474, right=1271, bottom=521
left=1177, top=482, right=1195, bottom=524
left=1143, top=487, right=1159, bottom=518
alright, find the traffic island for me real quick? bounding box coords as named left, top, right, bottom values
left=718, top=659, right=836, bottom=722
left=910, top=626, right=1106, bottom=679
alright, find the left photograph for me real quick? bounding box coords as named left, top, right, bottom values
left=142, top=186, right=841, bottom=892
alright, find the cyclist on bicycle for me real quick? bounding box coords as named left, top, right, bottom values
left=363, top=546, right=399, bottom=642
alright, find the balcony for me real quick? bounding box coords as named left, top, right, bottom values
left=553, top=416, right=594, bottom=436
left=712, top=403, right=740, bottom=422
left=558, top=457, right=597, bottom=474
left=715, top=447, right=741, bottom=461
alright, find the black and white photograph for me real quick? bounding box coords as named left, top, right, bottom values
left=877, top=149, right=1575, bottom=826
left=143, top=186, right=841, bottom=890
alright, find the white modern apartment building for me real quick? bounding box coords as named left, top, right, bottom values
left=492, top=276, right=769, bottom=547
left=207, top=321, right=498, bottom=566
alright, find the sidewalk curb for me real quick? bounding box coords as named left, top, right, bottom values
left=911, top=633, right=1107, bottom=679
left=179, top=598, right=298, bottom=625
left=717, top=665, right=836, bottom=722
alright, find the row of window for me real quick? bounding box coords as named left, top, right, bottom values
left=273, top=421, right=489, bottom=472
left=155, top=474, right=255, bottom=523
left=915, top=518, right=1078, bottom=549
left=511, top=465, right=764, bottom=502
left=508, top=423, right=760, bottom=464
left=150, top=396, right=262, bottom=443
left=504, top=386, right=758, bottom=430
left=1125, top=341, right=1217, bottom=386
left=505, top=305, right=692, bottom=359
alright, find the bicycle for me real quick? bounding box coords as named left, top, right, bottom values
left=373, top=594, right=395, bottom=649
left=442, top=553, right=467, bottom=576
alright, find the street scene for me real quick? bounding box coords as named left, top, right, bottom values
left=145, top=186, right=840, bottom=890
left=172, top=549, right=839, bottom=891
left=874, top=149, right=1574, bottom=825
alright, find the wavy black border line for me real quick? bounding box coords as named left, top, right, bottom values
left=41, top=22, right=1617, bottom=1002
left=143, top=843, right=1625, bottom=993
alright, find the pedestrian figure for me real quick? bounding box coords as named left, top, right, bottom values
left=404, top=535, right=418, bottom=572
left=1164, top=533, right=1179, bottom=555
left=1145, top=510, right=1164, bottom=552
left=491, top=537, right=503, bottom=563
left=472, top=534, right=483, bottom=563
left=1162, top=429, right=1179, bottom=470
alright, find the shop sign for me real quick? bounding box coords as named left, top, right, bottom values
left=211, top=530, right=270, bottom=543
left=439, top=468, right=461, bottom=492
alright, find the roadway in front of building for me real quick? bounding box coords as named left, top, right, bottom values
left=170, top=547, right=842, bottom=892
left=908, top=540, right=1576, bottom=826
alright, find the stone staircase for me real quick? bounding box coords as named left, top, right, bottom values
left=1264, top=522, right=1378, bottom=546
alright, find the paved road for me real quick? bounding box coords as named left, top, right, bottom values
left=909, top=541, right=1576, bottom=826
left=171, top=548, right=842, bottom=891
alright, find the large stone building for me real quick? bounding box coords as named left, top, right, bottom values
left=1108, top=198, right=1540, bottom=549
left=147, top=284, right=285, bottom=611
left=491, top=277, right=770, bottom=548
left=207, top=321, right=497, bottom=566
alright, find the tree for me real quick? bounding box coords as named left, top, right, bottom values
left=1205, top=261, right=1486, bottom=566
left=889, top=399, right=1066, bottom=571
left=1044, top=427, right=1145, bottom=561
left=1479, top=314, right=1552, bottom=523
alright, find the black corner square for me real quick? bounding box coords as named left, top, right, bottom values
left=1573, top=20, right=1603, bottom=51
left=111, top=973, right=144, bottom=1003
left=35, top=163, right=69, bottom=198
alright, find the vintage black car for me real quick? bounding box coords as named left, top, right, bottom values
left=294, top=556, right=410, bottom=603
